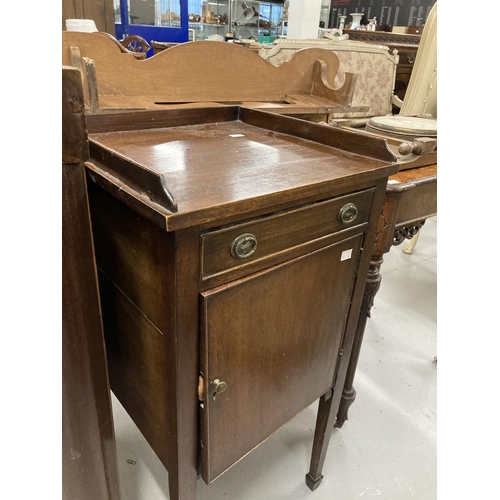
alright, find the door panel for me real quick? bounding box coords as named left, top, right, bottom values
left=200, top=234, right=363, bottom=482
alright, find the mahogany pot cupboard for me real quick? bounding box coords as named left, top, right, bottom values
left=61, top=37, right=437, bottom=450
left=70, top=75, right=401, bottom=498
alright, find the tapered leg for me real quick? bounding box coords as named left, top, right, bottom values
left=306, top=391, right=335, bottom=490
left=335, top=255, right=383, bottom=428
left=167, top=229, right=202, bottom=500
left=168, top=470, right=198, bottom=500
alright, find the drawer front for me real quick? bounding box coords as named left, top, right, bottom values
left=201, top=188, right=374, bottom=280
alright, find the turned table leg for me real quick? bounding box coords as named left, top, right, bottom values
left=335, top=255, right=383, bottom=428
left=334, top=219, right=427, bottom=428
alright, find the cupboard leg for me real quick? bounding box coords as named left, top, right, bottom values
left=305, top=392, right=334, bottom=491
left=168, top=470, right=198, bottom=500
left=166, top=229, right=201, bottom=500
left=335, top=255, right=383, bottom=428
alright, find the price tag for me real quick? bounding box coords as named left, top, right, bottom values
left=341, top=249, right=353, bottom=261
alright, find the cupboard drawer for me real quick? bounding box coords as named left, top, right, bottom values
left=201, top=188, right=374, bottom=280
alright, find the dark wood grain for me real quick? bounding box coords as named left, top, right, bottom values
left=88, top=183, right=200, bottom=500
left=85, top=106, right=395, bottom=162
left=201, top=189, right=374, bottom=280
left=87, top=109, right=398, bottom=231
left=85, top=106, right=239, bottom=134
left=62, top=66, right=88, bottom=164
left=62, top=66, right=121, bottom=500
left=239, top=108, right=396, bottom=161
left=200, top=235, right=363, bottom=482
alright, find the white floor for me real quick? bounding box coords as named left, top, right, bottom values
left=110, top=216, right=437, bottom=500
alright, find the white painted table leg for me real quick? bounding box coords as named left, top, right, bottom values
left=403, top=228, right=420, bottom=255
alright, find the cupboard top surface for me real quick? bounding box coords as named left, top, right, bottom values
left=88, top=110, right=398, bottom=230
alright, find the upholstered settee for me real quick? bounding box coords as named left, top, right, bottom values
left=259, top=38, right=399, bottom=119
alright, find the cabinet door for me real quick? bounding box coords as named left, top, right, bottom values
left=200, top=234, right=363, bottom=483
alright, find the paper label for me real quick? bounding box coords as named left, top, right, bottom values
left=341, top=249, right=353, bottom=261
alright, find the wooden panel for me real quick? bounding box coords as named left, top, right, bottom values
left=201, top=188, right=374, bottom=279
left=98, top=271, right=174, bottom=470
left=87, top=181, right=172, bottom=330
left=62, top=66, right=88, bottom=164
left=62, top=66, right=120, bottom=500
left=389, top=163, right=437, bottom=183
left=61, top=33, right=353, bottom=104
left=88, top=183, right=201, bottom=498
left=61, top=33, right=338, bottom=98
left=394, top=175, right=437, bottom=225
left=341, top=30, right=420, bottom=111
left=407, top=26, right=423, bottom=35
left=387, top=164, right=437, bottom=226
left=200, top=235, right=363, bottom=482
left=88, top=181, right=176, bottom=470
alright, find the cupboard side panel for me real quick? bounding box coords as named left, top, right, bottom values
left=98, top=272, right=174, bottom=470
left=87, top=181, right=171, bottom=330
left=88, top=183, right=177, bottom=472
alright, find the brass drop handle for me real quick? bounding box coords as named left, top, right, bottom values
left=211, top=378, right=227, bottom=400
left=338, top=203, right=358, bottom=224
left=230, top=233, right=258, bottom=259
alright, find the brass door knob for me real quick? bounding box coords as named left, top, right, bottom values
left=211, top=378, right=227, bottom=399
